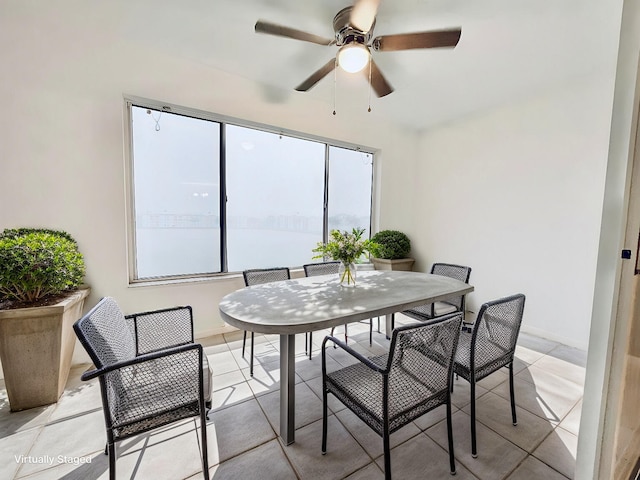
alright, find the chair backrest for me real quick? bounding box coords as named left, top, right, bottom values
left=243, top=267, right=291, bottom=286
left=471, top=294, right=526, bottom=371
left=73, top=297, right=137, bottom=368
left=387, top=313, right=463, bottom=412
left=303, top=261, right=340, bottom=277
left=127, top=306, right=194, bottom=355
left=431, top=263, right=472, bottom=310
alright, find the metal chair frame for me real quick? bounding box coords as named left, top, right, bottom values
left=453, top=293, right=526, bottom=457
left=321, top=313, right=463, bottom=480
left=73, top=297, right=210, bottom=480
left=303, top=261, right=374, bottom=350
left=242, top=267, right=291, bottom=374
left=393, top=262, right=471, bottom=331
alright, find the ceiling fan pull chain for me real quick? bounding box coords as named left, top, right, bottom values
left=367, top=56, right=372, bottom=112
left=333, top=58, right=337, bottom=115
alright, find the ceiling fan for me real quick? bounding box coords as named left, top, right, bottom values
left=255, top=0, right=462, bottom=97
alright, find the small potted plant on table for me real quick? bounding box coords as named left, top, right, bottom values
left=0, top=228, right=89, bottom=411
left=370, top=229, right=415, bottom=271
left=312, top=228, right=377, bottom=287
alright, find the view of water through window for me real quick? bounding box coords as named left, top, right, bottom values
left=130, top=103, right=373, bottom=279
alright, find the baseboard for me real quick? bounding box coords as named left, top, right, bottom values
left=195, top=324, right=239, bottom=339
left=519, top=324, right=588, bottom=351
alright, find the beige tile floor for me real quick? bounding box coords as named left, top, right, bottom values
left=0, top=315, right=585, bottom=479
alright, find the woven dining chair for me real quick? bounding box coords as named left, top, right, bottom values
left=322, top=312, right=463, bottom=480
left=392, top=263, right=471, bottom=331
left=453, top=293, right=526, bottom=457
left=303, top=261, right=374, bottom=349
left=302, top=262, right=339, bottom=358
left=242, top=267, right=291, bottom=375
left=73, top=297, right=211, bottom=480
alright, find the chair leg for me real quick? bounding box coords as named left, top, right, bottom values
left=470, top=374, right=477, bottom=458
left=308, top=332, right=313, bottom=360
left=446, top=397, right=456, bottom=475
left=242, top=331, right=247, bottom=357
left=509, top=362, right=517, bottom=426
left=344, top=323, right=348, bottom=344
left=250, top=332, right=254, bottom=377
left=200, top=411, right=210, bottom=480
left=369, top=318, right=373, bottom=345
left=107, top=442, right=116, bottom=480
left=321, top=386, right=328, bottom=455
left=383, top=429, right=392, bottom=480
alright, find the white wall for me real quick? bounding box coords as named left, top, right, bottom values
left=403, top=76, right=616, bottom=350
left=0, top=3, right=619, bottom=355
left=0, top=3, right=417, bottom=340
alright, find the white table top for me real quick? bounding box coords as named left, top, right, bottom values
left=219, top=270, right=474, bottom=335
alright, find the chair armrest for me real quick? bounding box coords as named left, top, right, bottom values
left=82, top=343, right=208, bottom=428
left=80, top=342, right=203, bottom=381
left=321, top=335, right=386, bottom=373
left=126, top=306, right=195, bottom=354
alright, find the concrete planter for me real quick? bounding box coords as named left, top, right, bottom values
left=0, top=288, right=90, bottom=411
left=371, top=258, right=415, bottom=271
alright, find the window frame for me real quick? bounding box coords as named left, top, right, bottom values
left=124, top=95, right=377, bottom=284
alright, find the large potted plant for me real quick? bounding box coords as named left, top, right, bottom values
left=0, top=228, right=89, bottom=411
left=370, top=229, right=415, bottom=271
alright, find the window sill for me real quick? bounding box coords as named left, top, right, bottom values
left=128, top=264, right=374, bottom=288
left=128, top=272, right=244, bottom=288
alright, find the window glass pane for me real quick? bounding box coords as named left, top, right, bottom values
left=128, top=100, right=375, bottom=280
left=226, top=126, right=325, bottom=271
left=131, top=106, right=221, bottom=278
left=327, top=146, right=373, bottom=240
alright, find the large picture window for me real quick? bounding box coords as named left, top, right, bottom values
left=128, top=101, right=374, bottom=280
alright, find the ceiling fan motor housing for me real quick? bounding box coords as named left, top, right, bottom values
left=333, top=6, right=374, bottom=46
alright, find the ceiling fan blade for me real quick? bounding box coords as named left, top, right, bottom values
left=350, top=0, right=381, bottom=33
left=295, top=58, right=337, bottom=92
left=255, top=20, right=334, bottom=46
left=373, top=28, right=462, bottom=51
left=363, top=59, right=393, bottom=97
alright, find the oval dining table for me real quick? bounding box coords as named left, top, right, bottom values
left=218, top=269, right=473, bottom=445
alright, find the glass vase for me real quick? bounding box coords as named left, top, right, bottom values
left=339, top=262, right=357, bottom=287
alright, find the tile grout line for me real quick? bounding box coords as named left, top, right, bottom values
left=12, top=409, right=57, bottom=480
left=2, top=329, right=582, bottom=480
left=231, top=330, right=313, bottom=480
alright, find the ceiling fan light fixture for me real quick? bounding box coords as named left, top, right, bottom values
left=337, top=44, right=369, bottom=73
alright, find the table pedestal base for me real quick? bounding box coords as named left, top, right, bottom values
left=385, top=313, right=393, bottom=339
left=280, top=334, right=296, bottom=445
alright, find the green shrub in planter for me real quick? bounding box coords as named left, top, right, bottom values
left=0, top=228, right=85, bottom=305
left=370, top=230, right=411, bottom=260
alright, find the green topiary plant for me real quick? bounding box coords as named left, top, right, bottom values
left=0, top=228, right=86, bottom=305
left=370, top=230, right=411, bottom=260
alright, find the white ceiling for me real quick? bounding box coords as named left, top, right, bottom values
left=120, top=0, right=617, bottom=131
